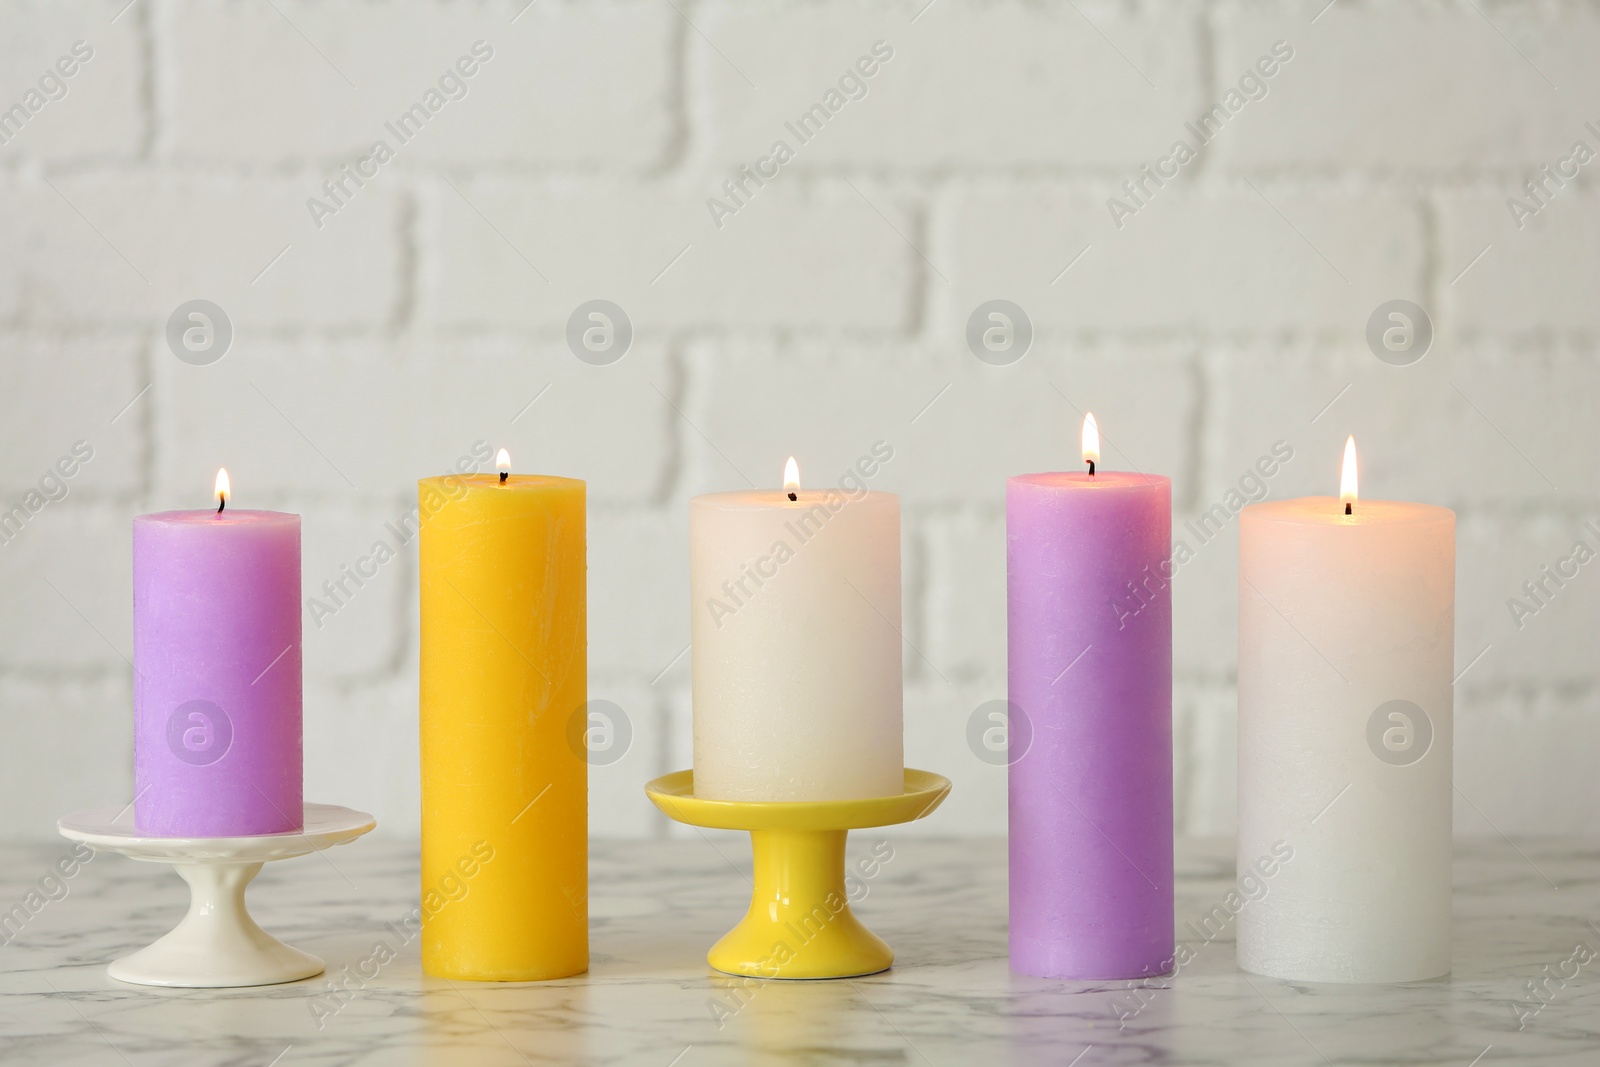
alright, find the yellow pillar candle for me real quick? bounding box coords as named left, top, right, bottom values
left=418, top=455, right=587, bottom=981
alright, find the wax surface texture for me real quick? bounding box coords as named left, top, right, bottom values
left=691, top=488, right=903, bottom=801
left=1007, top=471, right=1174, bottom=979
left=1237, top=497, right=1454, bottom=983
left=133, top=509, right=303, bottom=837
left=419, top=474, right=587, bottom=981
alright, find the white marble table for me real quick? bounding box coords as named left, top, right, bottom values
left=1, top=835, right=1596, bottom=1065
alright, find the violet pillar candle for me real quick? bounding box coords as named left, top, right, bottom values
left=1007, top=415, right=1174, bottom=979
left=133, top=470, right=303, bottom=836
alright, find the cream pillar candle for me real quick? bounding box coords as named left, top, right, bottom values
left=1237, top=438, right=1454, bottom=983
left=691, top=453, right=902, bottom=801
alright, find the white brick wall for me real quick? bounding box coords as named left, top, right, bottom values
left=0, top=0, right=1593, bottom=839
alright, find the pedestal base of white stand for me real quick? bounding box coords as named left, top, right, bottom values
left=59, top=802, right=375, bottom=989
left=104, top=860, right=324, bottom=987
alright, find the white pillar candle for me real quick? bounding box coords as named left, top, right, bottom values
left=691, top=456, right=903, bottom=801
left=1237, top=438, right=1454, bottom=983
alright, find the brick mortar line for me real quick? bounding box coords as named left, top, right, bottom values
left=19, top=161, right=1600, bottom=190
left=11, top=325, right=1600, bottom=351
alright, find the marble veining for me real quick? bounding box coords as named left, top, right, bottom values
left=2, top=835, right=1598, bottom=1065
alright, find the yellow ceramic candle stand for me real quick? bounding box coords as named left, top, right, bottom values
left=645, top=769, right=950, bottom=979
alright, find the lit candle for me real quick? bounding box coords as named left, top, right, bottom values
left=1008, top=414, right=1174, bottom=979
left=691, top=456, right=902, bottom=801
left=1237, top=438, right=1454, bottom=983
left=418, top=450, right=588, bottom=981
left=133, top=469, right=303, bottom=836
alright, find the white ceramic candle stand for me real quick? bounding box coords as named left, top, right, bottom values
left=58, top=802, right=375, bottom=989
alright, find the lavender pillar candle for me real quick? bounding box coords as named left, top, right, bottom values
left=1007, top=421, right=1173, bottom=979
left=133, top=476, right=303, bottom=836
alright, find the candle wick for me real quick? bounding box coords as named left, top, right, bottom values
left=1345, top=502, right=1352, bottom=515
left=1087, top=460, right=1096, bottom=477
left=499, top=471, right=508, bottom=484
left=786, top=491, right=797, bottom=501
left=216, top=498, right=225, bottom=515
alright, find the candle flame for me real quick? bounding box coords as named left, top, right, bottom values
left=214, top=468, right=230, bottom=507
left=1081, top=413, right=1100, bottom=467
left=1340, top=436, right=1358, bottom=512
left=783, top=456, right=800, bottom=497
left=495, top=448, right=511, bottom=474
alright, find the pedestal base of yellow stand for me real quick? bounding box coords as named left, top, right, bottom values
left=644, top=769, right=951, bottom=980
